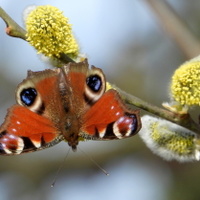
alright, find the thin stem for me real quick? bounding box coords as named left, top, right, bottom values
left=0, top=7, right=26, bottom=40
left=58, top=53, right=76, bottom=64
left=115, top=85, right=200, bottom=133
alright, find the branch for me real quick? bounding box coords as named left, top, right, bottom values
left=115, top=85, right=200, bottom=134
left=0, top=7, right=26, bottom=40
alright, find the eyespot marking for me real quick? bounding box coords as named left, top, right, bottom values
left=20, top=88, right=37, bottom=106
left=86, top=75, right=102, bottom=92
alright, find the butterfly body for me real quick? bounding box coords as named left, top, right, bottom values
left=0, top=60, right=141, bottom=155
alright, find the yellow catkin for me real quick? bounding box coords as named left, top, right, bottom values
left=171, top=61, right=200, bottom=106
left=25, top=5, right=79, bottom=59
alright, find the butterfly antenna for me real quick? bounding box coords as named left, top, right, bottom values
left=78, top=147, right=109, bottom=176
left=51, top=148, right=71, bottom=188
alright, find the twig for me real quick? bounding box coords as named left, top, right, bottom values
left=0, top=7, right=26, bottom=40
left=115, top=85, right=200, bottom=133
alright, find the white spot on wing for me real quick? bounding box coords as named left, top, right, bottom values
left=99, top=129, right=106, bottom=138
left=16, top=137, right=24, bottom=154
left=125, top=128, right=132, bottom=137
left=113, top=122, right=123, bottom=139
left=31, top=140, right=41, bottom=148
left=4, top=148, right=13, bottom=154
left=11, top=128, right=17, bottom=133
left=116, top=112, right=120, bottom=116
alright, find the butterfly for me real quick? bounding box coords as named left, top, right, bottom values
left=0, top=59, right=141, bottom=155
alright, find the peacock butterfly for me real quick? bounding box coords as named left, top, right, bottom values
left=0, top=60, right=141, bottom=155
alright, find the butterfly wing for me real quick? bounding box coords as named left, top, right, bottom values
left=0, top=105, right=62, bottom=155
left=81, top=89, right=141, bottom=140
left=0, top=69, right=65, bottom=155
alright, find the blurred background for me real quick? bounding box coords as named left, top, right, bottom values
left=1, top=0, right=200, bottom=199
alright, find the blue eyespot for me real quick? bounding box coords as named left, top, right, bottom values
left=86, top=75, right=102, bottom=92
left=20, top=88, right=37, bottom=106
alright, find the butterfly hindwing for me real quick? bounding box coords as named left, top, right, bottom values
left=81, top=89, right=141, bottom=140
left=0, top=105, right=62, bottom=155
